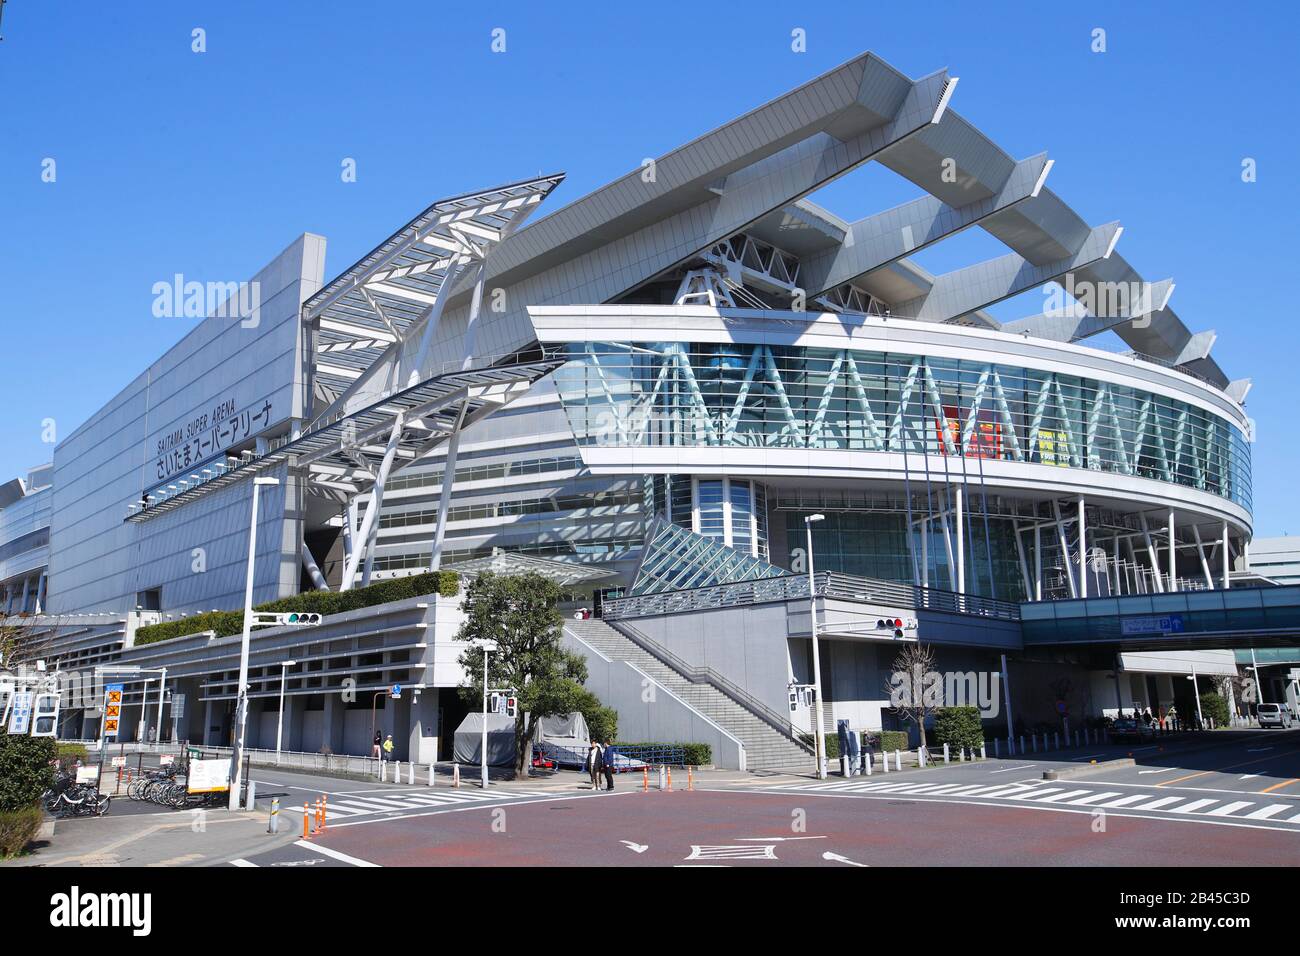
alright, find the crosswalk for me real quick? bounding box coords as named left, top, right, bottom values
left=781, top=779, right=1300, bottom=826
left=284, top=787, right=557, bottom=825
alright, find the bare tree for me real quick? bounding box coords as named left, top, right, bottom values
left=886, top=643, right=941, bottom=751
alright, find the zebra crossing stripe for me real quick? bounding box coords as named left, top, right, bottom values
left=1166, top=799, right=1219, bottom=814
left=1130, top=796, right=1184, bottom=811
left=1009, top=788, right=1065, bottom=800
left=1034, top=789, right=1096, bottom=804
left=1205, top=801, right=1254, bottom=817
left=1062, top=792, right=1123, bottom=806
left=1094, top=794, right=1151, bottom=809
left=1243, top=804, right=1293, bottom=820
left=957, top=784, right=1036, bottom=798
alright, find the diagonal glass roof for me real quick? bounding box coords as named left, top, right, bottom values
left=629, top=517, right=786, bottom=596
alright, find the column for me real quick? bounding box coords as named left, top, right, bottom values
left=1167, top=510, right=1177, bottom=592
left=1077, top=496, right=1088, bottom=599
left=1034, top=524, right=1042, bottom=601
left=323, top=693, right=345, bottom=754
left=1222, top=522, right=1231, bottom=590
left=408, top=690, right=440, bottom=765
left=203, top=700, right=216, bottom=746
left=954, top=486, right=965, bottom=595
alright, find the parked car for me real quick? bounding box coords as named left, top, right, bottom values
left=1110, top=717, right=1155, bottom=741
left=1257, top=703, right=1294, bottom=729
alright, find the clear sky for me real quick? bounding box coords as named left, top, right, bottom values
left=1, top=1, right=1297, bottom=533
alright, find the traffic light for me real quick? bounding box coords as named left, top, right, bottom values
left=505, top=696, right=517, bottom=719
left=250, top=611, right=325, bottom=628
left=876, top=617, right=906, bottom=639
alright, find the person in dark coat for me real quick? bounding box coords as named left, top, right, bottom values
left=601, top=740, right=615, bottom=791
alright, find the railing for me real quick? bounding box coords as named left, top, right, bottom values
left=610, top=619, right=814, bottom=752
left=601, top=571, right=1021, bottom=622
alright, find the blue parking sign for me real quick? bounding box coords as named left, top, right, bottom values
left=390, top=684, right=402, bottom=699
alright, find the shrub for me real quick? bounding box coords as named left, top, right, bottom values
left=56, top=743, right=88, bottom=768
left=932, top=706, right=985, bottom=750
left=868, top=730, right=910, bottom=752
left=0, top=806, right=43, bottom=858
left=798, top=732, right=841, bottom=759
left=0, top=733, right=56, bottom=813
left=1200, top=692, right=1230, bottom=728
left=135, top=570, right=460, bottom=646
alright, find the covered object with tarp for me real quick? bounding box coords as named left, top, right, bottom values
left=531, top=711, right=591, bottom=767
left=453, top=712, right=517, bottom=767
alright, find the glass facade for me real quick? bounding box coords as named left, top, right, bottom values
left=554, top=342, right=1252, bottom=511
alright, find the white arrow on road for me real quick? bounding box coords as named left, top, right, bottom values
left=1240, top=774, right=1260, bottom=781
left=822, top=851, right=868, bottom=867
left=1138, top=768, right=1175, bottom=775
left=620, top=840, right=648, bottom=854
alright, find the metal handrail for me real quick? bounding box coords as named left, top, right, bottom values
left=602, top=571, right=1021, bottom=622
left=609, top=618, right=813, bottom=752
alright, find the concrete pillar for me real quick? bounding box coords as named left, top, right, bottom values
left=285, top=695, right=306, bottom=752
left=203, top=700, right=216, bottom=746
left=1077, top=496, right=1088, bottom=599
left=1168, top=510, right=1177, bottom=592
left=1034, top=524, right=1042, bottom=601
left=392, top=692, right=413, bottom=761
left=1222, top=522, right=1231, bottom=590
left=323, top=693, right=345, bottom=754
left=408, top=691, right=440, bottom=765
left=955, top=486, right=965, bottom=595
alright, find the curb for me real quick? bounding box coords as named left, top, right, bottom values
left=1043, top=757, right=1135, bottom=780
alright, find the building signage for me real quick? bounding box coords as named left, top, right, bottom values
left=171, top=692, right=186, bottom=721
left=103, top=683, right=124, bottom=738
left=152, top=397, right=276, bottom=484
left=6, top=691, right=34, bottom=734
left=1120, top=614, right=1185, bottom=636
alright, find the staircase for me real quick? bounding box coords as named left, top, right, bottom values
left=565, top=618, right=814, bottom=772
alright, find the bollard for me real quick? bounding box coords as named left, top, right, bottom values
left=393, top=760, right=401, bottom=783
left=302, top=802, right=310, bottom=839
left=880, top=750, right=888, bottom=773
left=1019, top=735, right=1025, bottom=754
left=321, top=795, right=327, bottom=831
left=1085, top=727, right=1091, bottom=745
left=452, top=762, right=460, bottom=788
left=267, top=797, right=280, bottom=834
left=980, top=740, right=987, bottom=760
left=642, top=767, right=649, bottom=792
left=408, top=762, right=415, bottom=785
left=657, top=766, right=667, bottom=791
left=666, top=767, right=673, bottom=792
left=943, top=743, right=950, bottom=764
left=865, top=752, right=873, bottom=776
left=1031, top=734, right=1037, bottom=753
left=245, top=779, right=257, bottom=811
left=994, top=738, right=1001, bottom=758
left=917, top=747, right=925, bottom=768
left=427, top=762, right=435, bottom=787
left=894, top=748, right=902, bottom=771
left=687, top=766, right=694, bottom=791
left=1053, top=732, right=1060, bottom=750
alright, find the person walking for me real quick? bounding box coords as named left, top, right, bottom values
left=372, top=730, right=382, bottom=758
left=585, top=739, right=602, bottom=789
left=601, top=740, right=615, bottom=791
left=383, top=734, right=395, bottom=759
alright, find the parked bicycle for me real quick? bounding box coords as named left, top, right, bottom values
left=43, top=772, right=111, bottom=817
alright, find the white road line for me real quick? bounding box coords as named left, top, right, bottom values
left=988, top=765, right=1034, bottom=774
left=1009, top=788, right=1065, bottom=801
left=1244, top=804, right=1292, bottom=820
left=1033, top=789, right=1095, bottom=804
left=1095, top=794, right=1152, bottom=809
left=959, top=784, right=1037, bottom=798
left=1063, top=792, right=1123, bottom=806
left=1205, top=801, right=1254, bottom=817
left=229, top=858, right=257, bottom=867
left=1169, top=799, right=1219, bottom=814
left=294, top=840, right=379, bottom=867
left=1131, top=796, right=1185, bottom=811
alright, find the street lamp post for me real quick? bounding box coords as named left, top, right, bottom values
left=1187, top=666, right=1204, bottom=729
left=275, top=660, right=297, bottom=765
left=481, top=647, right=491, bottom=789
left=805, top=514, right=826, bottom=779
left=230, top=475, right=280, bottom=811
left=154, top=667, right=167, bottom=743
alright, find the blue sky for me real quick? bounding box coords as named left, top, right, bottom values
left=1, top=1, right=1297, bottom=533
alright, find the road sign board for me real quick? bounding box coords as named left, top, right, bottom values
left=110, top=755, right=127, bottom=768
left=187, top=758, right=231, bottom=794
left=103, top=684, right=124, bottom=739
left=171, top=692, right=186, bottom=720
left=390, top=684, right=402, bottom=699
left=76, top=766, right=100, bottom=785
left=6, top=692, right=34, bottom=734
left=1120, top=614, right=1185, bottom=636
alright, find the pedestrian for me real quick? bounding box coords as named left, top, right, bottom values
left=383, top=734, right=395, bottom=759
left=585, top=739, right=602, bottom=789
left=602, top=740, right=615, bottom=791
left=372, top=730, right=382, bottom=758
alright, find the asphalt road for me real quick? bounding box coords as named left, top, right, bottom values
left=225, top=730, right=1300, bottom=867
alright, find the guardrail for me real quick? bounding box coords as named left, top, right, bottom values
left=601, top=571, right=1021, bottom=622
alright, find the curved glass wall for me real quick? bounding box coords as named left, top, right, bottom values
left=554, top=342, right=1252, bottom=512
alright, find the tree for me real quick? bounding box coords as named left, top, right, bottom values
left=885, top=643, right=942, bottom=751
left=455, top=572, right=592, bottom=776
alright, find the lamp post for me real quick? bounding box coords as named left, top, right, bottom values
left=805, top=514, right=826, bottom=779
left=275, top=660, right=297, bottom=765
left=230, top=475, right=279, bottom=811
left=1187, top=666, right=1204, bottom=729
left=476, top=640, right=499, bottom=789
left=154, top=666, right=167, bottom=743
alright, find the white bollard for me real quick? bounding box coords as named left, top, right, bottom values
left=895, top=748, right=902, bottom=771
left=427, top=762, right=435, bottom=786
left=394, top=760, right=401, bottom=783
left=943, top=743, right=950, bottom=764
left=917, top=747, right=926, bottom=768
left=980, top=740, right=987, bottom=760
left=244, top=779, right=257, bottom=811
left=408, top=761, right=415, bottom=785
left=452, top=762, right=460, bottom=788
left=865, top=752, right=873, bottom=776
left=1084, top=727, right=1090, bottom=745
left=1019, top=735, right=1025, bottom=754
left=1053, top=732, right=1059, bottom=750
left=880, top=750, right=889, bottom=773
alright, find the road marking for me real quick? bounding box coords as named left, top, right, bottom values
left=1246, top=748, right=1274, bottom=753
left=1169, top=799, right=1219, bottom=814
left=1159, top=745, right=1300, bottom=787
left=1131, top=796, right=1185, bottom=811
left=1062, top=792, right=1123, bottom=806
left=1244, top=804, right=1293, bottom=820
left=1095, top=794, right=1153, bottom=809
left=959, top=784, right=1037, bottom=797
left=736, top=836, right=827, bottom=841
left=229, top=858, right=257, bottom=867
left=1009, top=788, right=1065, bottom=801
left=822, top=851, right=867, bottom=867
left=1138, top=768, right=1175, bottom=775
left=988, top=765, right=1034, bottom=774
left=620, top=840, right=648, bottom=853
left=686, top=845, right=777, bottom=861
left=294, top=839, right=379, bottom=867
left=1239, top=775, right=1260, bottom=781
left=1259, top=778, right=1299, bottom=794
left=1205, top=801, right=1254, bottom=817
left=1033, top=789, right=1095, bottom=804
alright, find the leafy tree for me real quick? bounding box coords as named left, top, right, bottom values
left=1199, top=691, right=1230, bottom=728
left=455, top=572, right=592, bottom=776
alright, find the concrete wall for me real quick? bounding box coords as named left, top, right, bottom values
left=562, top=628, right=744, bottom=769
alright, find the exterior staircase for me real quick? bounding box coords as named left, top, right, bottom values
left=565, top=618, right=814, bottom=772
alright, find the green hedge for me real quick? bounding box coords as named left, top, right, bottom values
left=933, top=706, right=985, bottom=750
left=869, top=730, right=910, bottom=753
left=135, top=571, right=460, bottom=646
left=56, top=743, right=88, bottom=767
left=614, top=742, right=712, bottom=766
left=0, top=733, right=56, bottom=814
left=1200, top=692, right=1230, bottom=728
left=0, top=806, right=43, bottom=859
